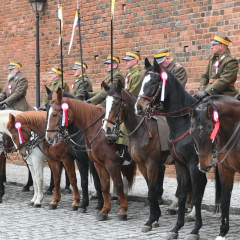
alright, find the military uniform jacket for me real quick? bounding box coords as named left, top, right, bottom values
left=0, top=72, right=34, bottom=111
left=42, top=78, right=70, bottom=106
left=166, top=58, right=187, bottom=87
left=125, top=65, right=143, bottom=97
left=200, top=49, right=239, bottom=96
left=72, top=74, right=93, bottom=100
left=89, top=68, right=125, bottom=109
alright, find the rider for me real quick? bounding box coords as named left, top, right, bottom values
left=82, top=55, right=125, bottom=108
left=71, top=61, right=93, bottom=100
left=40, top=65, right=70, bottom=109
left=195, top=32, right=239, bottom=99
left=0, top=61, right=34, bottom=111
left=154, top=49, right=188, bottom=202
left=116, top=50, right=143, bottom=161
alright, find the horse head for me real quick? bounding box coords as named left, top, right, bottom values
left=45, top=90, right=74, bottom=144
left=189, top=102, right=217, bottom=173
left=135, top=58, right=163, bottom=116
left=102, top=80, right=126, bottom=140
left=7, top=113, right=32, bottom=158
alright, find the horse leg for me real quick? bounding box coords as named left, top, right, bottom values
left=157, top=165, right=165, bottom=203
left=61, top=155, right=80, bottom=211
left=45, top=166, right=55, bottom=195
left=22, top=165, right=33, bottom=192
left=63, top=164, right=71, bottom=193
left=48, top=159, right=62, bottom=210
left=75, top=159, right=89, bottom=212
left=216, top=164, right=234, bottom=239
left=94, top=162, right=111, bottom=221
left=0, top=152, right=6, bottom=203
left=89, top=159, right=103, bottom=210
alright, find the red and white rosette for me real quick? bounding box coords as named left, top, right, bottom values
left=125, top=77, right=129, bottom=89
left=15, top=122, right=25, bottom=144
left=72, top=83, right=75, bottom=89
left=8, top=84, right=12, bottom=94
left=160, top=71, right=168, bottom=102
left=61, top=103, right=69, bottom=127
left=210, top=110, right=220, bottom=142
left=215, top=60, right=220, bottom=74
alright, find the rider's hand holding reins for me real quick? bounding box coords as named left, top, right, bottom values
left=194, top=91, right=209, bottom=100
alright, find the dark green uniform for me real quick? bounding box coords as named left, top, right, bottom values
left=42, top=78, right=69, bottom=106
left=89, top=68, right=125, bottom=109
left=72, top=74, right=93, bottom=100
left=200, top=49, right=238, bottom=96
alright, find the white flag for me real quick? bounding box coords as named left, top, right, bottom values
left=58, top=4, right=63, bottom=45
left=68, top=10, right=79, bottom=55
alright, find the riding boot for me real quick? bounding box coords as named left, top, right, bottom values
left=116, top=146, right=132, bottom=162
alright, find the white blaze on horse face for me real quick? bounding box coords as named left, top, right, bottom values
left=46, top=107, right=53, bottom=138
left=102, top=96, right=114, bottom=131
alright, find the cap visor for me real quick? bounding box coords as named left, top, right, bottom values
left=122, top=56, right=135, bottom=60
left=48, top=71, right=55, bottom=74
left=104, top=60, right=112, bottom=64
left=71, top=66, right=81, bottom=70
left=155, top=56, right=166, bottom=64
left=211, top=40, right=221, bottom=45
left=8, top=66, right=17, bottom=70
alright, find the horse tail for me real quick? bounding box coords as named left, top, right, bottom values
left=121, top=161, right=137, bottom=190
left=214, top=165, right=221, bottom=213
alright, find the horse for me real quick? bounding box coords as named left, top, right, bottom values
left=189, top=95, right=240, bottom=240
left=7, top=111, right=83, bottom=210
left=135, top=58, right=207, bottom=240
left=45, top=90, right=136, bottom=221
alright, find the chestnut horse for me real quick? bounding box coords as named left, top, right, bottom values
left=135, top=58, right=207, bottom=240
left=7, top=111, right=81, bottom=210
left=189, top=95, right=240, bottom=240
left=45, top=90, right=136, bottom=221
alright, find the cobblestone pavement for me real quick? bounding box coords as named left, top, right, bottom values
left=0, top=163, right=239, bottom=240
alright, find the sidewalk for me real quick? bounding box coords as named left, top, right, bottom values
left=5, top=163, right=240, bottom=215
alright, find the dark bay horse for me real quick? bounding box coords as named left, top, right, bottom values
left=189, top=95, right=240, bottom=240
left=45, top=90, right=136, bottom=221
left=7, top=111, right=81, bottom=210
left=135, top=58, right=207, bottom=240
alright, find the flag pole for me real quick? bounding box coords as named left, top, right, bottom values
left=77, top=0, right=85, bottom=100
left=58, top=1, right=64, bottom=89
left=110, top=0, right=115, bottom=83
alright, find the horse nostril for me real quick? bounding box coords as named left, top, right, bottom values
left=106, top=127, right=112, bottom=134
left=137, top=105, right=142, bottom=113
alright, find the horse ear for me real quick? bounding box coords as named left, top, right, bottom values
left=45, top=85, right=52, bottom=95
left=207, top=104, right=214, bottom=119
left=153, top=58, right=162, bottom=73
left=145, top=58, right=152, bottom=69
left=101, top=81, right=110, bottom=91
left=188, top=106, right=195, bottom=118
left=57, top=87, right=62, bottom=93
left=8, top=113, right=16, bottom=129
left=57, top=89, right=63, bottom=104
left=116, top=79, right=123, bottom=92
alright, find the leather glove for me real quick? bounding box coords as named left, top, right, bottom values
left=38, top=105, right=47, bottom=111
left=84, top=99, right=91, bottom=104
left=81, top=90, right=89, bottom=100
left=194, top=91, right=209, bottom=100
left=0, top=101, right=6, bottom=106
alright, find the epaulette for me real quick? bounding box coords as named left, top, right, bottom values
left=175, top=62, right=182, bottom=68
left=229, top=54, right=235, bottom=59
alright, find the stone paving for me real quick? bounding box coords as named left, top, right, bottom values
left=0, top=163, right=239, bottom=240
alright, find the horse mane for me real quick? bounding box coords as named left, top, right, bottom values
left=15, top=111, right=47, bottom=131
left=0, top=110, right=23, bottom=133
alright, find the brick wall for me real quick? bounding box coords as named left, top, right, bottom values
left=2, top=0, right=240, bottom=180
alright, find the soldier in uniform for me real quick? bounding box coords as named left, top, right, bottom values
left=195, top=32, right=239, bottom=99
left=40, top=65, right=70, bottom=109
left=116, top=51, right=143, bottom=161
left=0, top=61, right=34, bottom=111
left=83, top=55, right=125, bottom=109
left=71, top=62, right=93, bottom=100
left=154, top=49, right=188, bottom=202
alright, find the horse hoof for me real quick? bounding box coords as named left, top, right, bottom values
left=166, top=232, right=179, bottom=240
left=22, top=187, right=30, bottom=192
left=49, top=204, right=58, bottom=210
left=33, top=204, right=41, bottom=208
left=28, top=201, right=34, bottom=206
left=158, top=197, right=163, bottom=205
left=166, top=209, right=178, bottom=215
left=187, top=234, right=200, bottom=240
left=118, top=214, right=127, bottom=221
left=62, top=188, right=72, bottom=195
left=96, top=213, right=108, bottom=221
left=0, top=198, right=2, bottom=203
left=152, top=221, right=159, bottom=228
left=141, top=225, right=152, bottom=232
left=185, top=215, right=196, bottom=222
left=72, top=206, right=79, bottom=211
left=45, top=190, right=53, bottom=195
left=77, top=208, right=86, bottom=213
left=90, top=195, right=98, bottom=200
left=215, top=236, right=226, bottom=240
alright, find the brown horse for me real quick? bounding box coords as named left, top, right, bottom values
left=189, top=95, right=240, bottom=240
left=45, top=90, right=136, bottom=221
left=7, top=111, right=80, bottom=210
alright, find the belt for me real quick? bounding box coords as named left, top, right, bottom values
left=209, top=79, right=235, bottom=87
